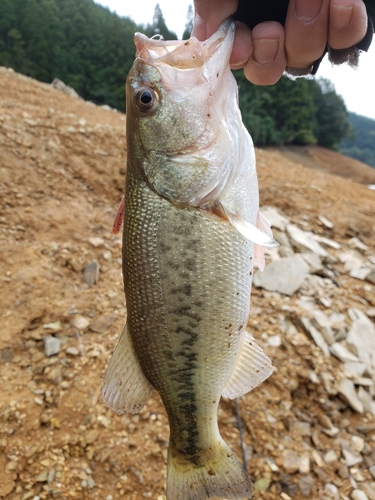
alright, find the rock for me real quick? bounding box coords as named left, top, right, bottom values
left=346, top=309, right=375, bottom=369
left=51, top=78, right=80, bottom=98
left=298, top=475, right=314, bottom=496
left=253, top=255, right=309, bottom=296
left=289, top=421, right=311, bottom=437
left=350, top=267, right=372, bottom=280
left=348, top=237, right=368, bottom=252
left=324, top=450, right=339, bottom=464
left=343, top=362, right=367, bottom=377
left=311, top=310, right=335, bottom=345
left=299, top=453, right=310, bottom=474
left=253, top=477, right=271, bottom=491
left=341, top=441, right=363, bottom=467
left=300, top=252, right=323, bottom=274
left=300, top=318, right=330, bottom=357
left=369, top=465, right=375, bottom=479
left=35, top=470, right=49, bottom=482
left=89, top=315, right=115, bottom=334
left=339, top=250, right=364, bottom=272
left=366, top=271, right=375, bottom=284
left=71, top=315, right=90, bottom=330
left=83, top=261, right=100, bottom=286
left=324, top=483, right=340, bottom=500
left=314, top=235, right=341, bottom=250
left=43, top=336, right=61, bottom=357
left=318, top=215, right=334, bottom=229
left=312, top=450, right=324, bottom=467
left=357, top=387, right=375, bottom=415
left=329, top=343, right=360, bottom=363
left=88, top=237, right=105, bottom=248
left=283, top=450, right=301, bottom=473
left=260, top=206, right=289, bottom=231
left=360, top=485, right=375, bottom=500
left=286, top=224, right=328, bottom=257
left=338, top=379, right=364, bottom=413
left=66, top=346, right=80, bottom=356
left=43, top=321, right=62, bottom=332
left=351, top=436, right=365, bottom=453
left=351, top=490, right=369, bottom=500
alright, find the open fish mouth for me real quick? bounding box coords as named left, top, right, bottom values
left=134, top=19, right=235, bottom=86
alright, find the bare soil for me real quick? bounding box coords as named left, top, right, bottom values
left=1, top=67, right=375, bottom=500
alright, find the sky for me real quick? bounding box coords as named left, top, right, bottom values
left=96, top=0, right=375, bottom=120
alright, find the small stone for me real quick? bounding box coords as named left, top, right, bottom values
left=48, top=469, right=55, bottom=484
left=312, top=450, right=325, bottom=467
left=267, top=334, right=282, bottom=347
left=283, top=450, right=300, bottom=473
left=341, top=441, right=363, bottom=467
left=89, top=315, right=114, bottom=334
left=253, top=255, right=309, bottom=296
left=348, top=237, right=368, bottom=251
left=300, top=317, right=330, bottom=357
left=88, top=237, right=105, bottom=248
left=338, top=379, right=364, bottom=413
left=351, top=490, right=369, bottom=500
left=43, top=336, right=61, bottom=357
left=324, top=450, right=339, bottom=464
left=260, top=206, right=289, bottom=231
left=97, top=415, right=111, bottom=428
left=370, top=465, right=375, bottom=479
left=324, top=483, right=340, bottom=500
left=351, top=436, right=365, bottom=453
left=83, top=261, right=100, bottom=286
left=298, top=475, right=314, bottom=496
left=287, top=224, right=328, bottom=257
left=35, top=470, right=48, bottom=482
left=43, top=321, right=62, bottom=331
left=300, top=252, right=323, bottom=274
left=66, top=346, right=80, bottom=356
left=253, top=477, right=271, bottom=491
left=85, top=429, right=100, bottom=444
left=290, top=421, right=311, bottom=437
left=71, top=315, right=90, bottom=330
left=329, top=343, right=359, bottom=363
left=299, top=453, right=310, bottom=474
left=318, top=215, right=333, bottom=229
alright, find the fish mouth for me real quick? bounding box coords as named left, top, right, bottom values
left=134, top=19, right=235, bottom=73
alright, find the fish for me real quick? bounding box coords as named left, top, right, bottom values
left=102, top=19, right=277, bottom=500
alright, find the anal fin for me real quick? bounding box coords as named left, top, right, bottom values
left=102, top=323, right=153, bottom=413
left=222, top=331, right=273, bottom=399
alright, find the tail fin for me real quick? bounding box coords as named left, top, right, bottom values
left=166, top=440, right=252, bottom=500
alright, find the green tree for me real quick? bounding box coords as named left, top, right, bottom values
left=182, top=4, right=194, bottom=40
left=144, top=4, right=177, bottom=40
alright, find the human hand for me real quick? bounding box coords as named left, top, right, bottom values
left=192, top=0, right=369, bottom=85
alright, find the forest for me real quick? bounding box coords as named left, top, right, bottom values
left=0, top=0, right=369, bottom=152
left=339, top=112, right=375, bottom=168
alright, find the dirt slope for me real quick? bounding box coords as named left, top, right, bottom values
left=1, top=67, right=375, bottom=500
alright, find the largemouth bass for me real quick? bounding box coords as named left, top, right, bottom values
left=103, top=20, right=277, bottom=500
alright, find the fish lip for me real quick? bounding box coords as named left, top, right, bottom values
left=134, top=18, right=235, bottom=70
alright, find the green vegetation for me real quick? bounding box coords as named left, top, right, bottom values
left=340, top=112, right=375, bottom=168
left=0, top=0, right=353, bottom=150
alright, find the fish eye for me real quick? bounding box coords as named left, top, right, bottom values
left=134, top=87, right=158, bottom=113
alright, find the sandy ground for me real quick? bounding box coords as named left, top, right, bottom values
left=1, top=67, right=375, bottom=500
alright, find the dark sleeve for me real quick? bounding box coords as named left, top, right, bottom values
left=233, top=0, right=375, bottom=76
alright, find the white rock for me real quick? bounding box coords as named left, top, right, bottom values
left=300, top=318, right=330, bottom=357
left=314, top=235, right=341, bottom=249
left=324, top=483, right=340, bottom=500
left=351, top=436, right=365, bottom=453
left=318, top=215, right=334, bottom=229
left=339, top=250, right=364, bottom=272
left=286, top=224, right=328, bottom=257
left=350, top=267, right=372, bottom=280
left=324, top=450, right=339, bottom=464
left=341, top=440, right=363, bottom=466
left=343, top=362, right=367, bottom=377
left=348, top=237, right=368, bottom=252
left=329, top=343, right=360, bottom=363
left=338, top=379, right=364, bottom=413
left=347, top=309, right=375, bottom=369
left=351, top=490, right=369, bottom=500
left=253, top=255, right=309, bottom=296
left=260, top=206, right=289, bottom=231
left=300, top=252, right=323, bottom=274
left=71, top=315, right=90, bottom=330
left=267, top=335, right=282, bottom=347
left=43, top=336, right=61, bottom=357
left=357, top=387, right=375, bottom=415
left=88, top=237, right=105, bottom=248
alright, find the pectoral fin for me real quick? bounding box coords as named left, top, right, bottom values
left=218, top=202, right=278, bottom=249
left=222, top=331, right=273, bottom=399
left=254, top=211, right=274, bottom=271
left=102, top=323, right=153, bottom=413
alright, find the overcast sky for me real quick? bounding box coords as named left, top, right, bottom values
left=96, top=0, right=375, bottom=120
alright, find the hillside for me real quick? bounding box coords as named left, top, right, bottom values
left=1, top=67, right=375, bottom=500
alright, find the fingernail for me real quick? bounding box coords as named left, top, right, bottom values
left=331, top=3, right=353, bottom=30
left=295, top=0, right=323, bottom=22
left=253, top=38, right=280, bottom=65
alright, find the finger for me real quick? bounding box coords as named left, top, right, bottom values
left=243, top=22, right=286, bottom=85
left=192, top=0, right=238, bottom=40
left=328, top=0, right=368, bottom=49
left=285, top=0, right=331, bottom=69
left=230, top=22, right=253, bottom=69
